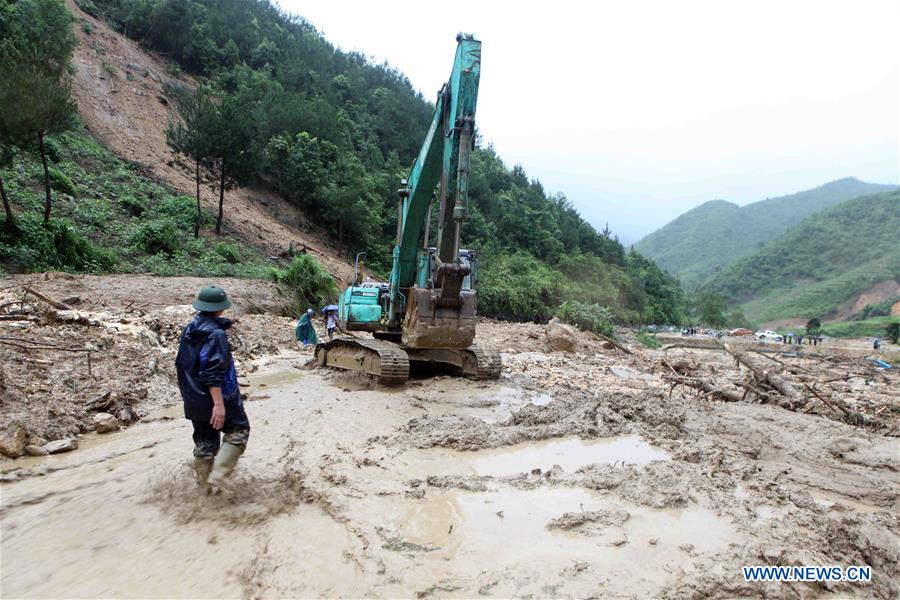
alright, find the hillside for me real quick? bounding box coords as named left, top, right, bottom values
left=635, top=178, right=897, bottom=288
left=1, top=0, right=685, bottom=325
left=705, top=191, right=900, bottom=324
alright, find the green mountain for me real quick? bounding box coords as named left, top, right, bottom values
left=704, top=191, right=900, bottom=324
left=634, top=178, right=898, bottom=288
left=1, top=0, right=686, bottom=325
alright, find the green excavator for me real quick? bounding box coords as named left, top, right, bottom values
left=314, top=34, right=501, bottom=383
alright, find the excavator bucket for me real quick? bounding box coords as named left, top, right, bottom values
left=401, top=286, right=476, bottom=349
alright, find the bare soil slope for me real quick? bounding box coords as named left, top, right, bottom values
left=64, top=0, right=356, bottom=286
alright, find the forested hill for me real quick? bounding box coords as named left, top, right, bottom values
left=705, top=191, right=900, bottom=324
left=635, top=177, right=897, bottom=288
left=1, top=0, right=685, bottom=325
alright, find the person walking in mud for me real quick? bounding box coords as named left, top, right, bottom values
left=175, top=286, right=250, bottom=492
left=295, top=308, right=318, bottom=347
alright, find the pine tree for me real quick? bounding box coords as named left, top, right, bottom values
left=0, top=0, right=76, bottom=226
left=165, top=90, right=216, bottom=237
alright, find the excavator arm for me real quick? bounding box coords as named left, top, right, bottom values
left=389, top=34, right=481, bottom=346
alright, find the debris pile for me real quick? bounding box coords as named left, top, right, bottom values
left=0, top=279, right=297, bottom=457
left=658, top=342, right=898, bottom=433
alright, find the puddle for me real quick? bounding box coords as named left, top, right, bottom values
left=250, top=367, right=306, bottom=388
left=810, top=490, right=888, bottom=514
left=469, top=435, right=671, bottom=476
left=370, top=486, right=733, bottom=597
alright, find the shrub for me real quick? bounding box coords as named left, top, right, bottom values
left=215, top=243, right=241, bottom=264
left=118, top=194, right=146, bottom=217
left=269, top=255, right=337, bottom=316
left=128, top=219, right=180, bottom=255
left=48, top=167, right=76, bottom=196
left=556, top=300, right=616, bottom=337
left=43, top=137, right=63, bottom=163
left=636, top=332, right=661, bottom=349
left=0, top=214, right=116, bottom=272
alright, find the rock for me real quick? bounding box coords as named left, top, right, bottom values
left=61, top=295, right=81, bottom=305
left=28, top=435, right=48, bottom=447
left=126, top=63, right=148, bottom=76
left=45, top=438, right=79, bottom=454
left=25, top=444, right=49, bottom=456
left=609, top=365, right=641, bottom=379
left=546, top=319, right=577, bottom=352
left=0, top=424, right=28, bottom=458
left=93, top=413, right=120, bottom=434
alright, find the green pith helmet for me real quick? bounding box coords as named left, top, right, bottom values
left=192, top=286, right=232, bottom=312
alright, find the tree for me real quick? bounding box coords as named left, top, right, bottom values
left=165, top=89, right=217, bottom=237
left=886, top=322, right=899, bottom=345
left=696, top=292, right=727, bottom=328
left=0, top=145, right=15, bottom=232
left=806, top=318, right=822, bottom=337
left=0, top=0, right=76, bottom=226
left=204, top=94, right=257, bottom=234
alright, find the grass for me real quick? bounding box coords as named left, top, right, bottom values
left=819, top=316, right=899, bottom=339
left=636, top=332, right=661, bottom=349
left=0, top=125, right=272, bottom=279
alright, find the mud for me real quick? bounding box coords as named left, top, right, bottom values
left=2, top=292, right=899, bottom=597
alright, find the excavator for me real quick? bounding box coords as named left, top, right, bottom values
left=314, top=34, right=501, bottom=383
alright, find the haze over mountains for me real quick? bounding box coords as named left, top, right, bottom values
left=634, top=177, right=898, bottom=289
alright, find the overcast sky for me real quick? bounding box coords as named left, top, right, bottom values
left=276, top=0, right=900, bottom=244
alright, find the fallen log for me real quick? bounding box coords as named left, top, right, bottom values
left=596, top=333, right=633, bottom=355
left=23, top=287, right=73, bottom=311
left=724, top=343, right=802, bottom=404
left=663, top=374, right=744, bottom=403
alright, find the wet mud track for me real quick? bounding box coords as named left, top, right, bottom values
left=1, top=350, right=898, bottom=598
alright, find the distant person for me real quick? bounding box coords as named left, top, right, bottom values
left=873, top=338, right=881, bottom=350
left=175, top=286, right=250, bottom=492
left=295, top=308, right=318, bottom=347
left=322, top=306, right=338, bottom=340
left=796, top=334, right=803, bottom=346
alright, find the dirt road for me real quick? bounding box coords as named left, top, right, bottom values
left=2, top=338, right=898, bottom=598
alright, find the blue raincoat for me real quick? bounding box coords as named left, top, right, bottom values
left=175, top=315, right=243, bottom=422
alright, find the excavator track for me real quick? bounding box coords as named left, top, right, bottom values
left=314, top=337, right=409, bottom=384
left=462, top=345, right=502, bottom=380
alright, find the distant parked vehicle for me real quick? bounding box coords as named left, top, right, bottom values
left=755, top=330, right=783, bottom=342
left=729, top=328, right=753, bottom=336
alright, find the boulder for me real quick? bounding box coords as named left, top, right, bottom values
left=546, top=319, right=577, bottom=352
left=45, top=438, right=79, bottom=454
left=28, top=436, right=48, bottom=447
left=0, top=424, right=27, bottom=458
left=25, top=445, right=49, bottom=456
left=93, top=413, right=120, bottom=434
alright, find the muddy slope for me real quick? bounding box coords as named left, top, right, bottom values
left=63, top=0, right=355, bottom=285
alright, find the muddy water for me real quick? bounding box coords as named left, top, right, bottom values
left=6, top=357, right=873, bottom=598
left=364, top=487, right=732, bottom=598
left=469, top=434, right=670, bottom=475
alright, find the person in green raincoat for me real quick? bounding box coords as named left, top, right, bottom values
left=295, top=308, right=318, bottom=347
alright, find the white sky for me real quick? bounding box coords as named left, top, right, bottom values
left=276, top=0, right=900, bottom=244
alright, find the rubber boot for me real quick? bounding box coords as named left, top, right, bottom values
left=206, top=442, right=243, bottom=490
left=194, top=457, right=213, bottom=494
